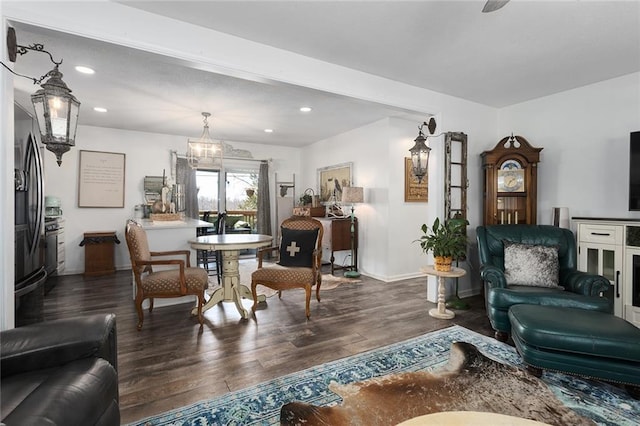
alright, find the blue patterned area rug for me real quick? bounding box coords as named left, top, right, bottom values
left=127, top=325, right=638, bottom=426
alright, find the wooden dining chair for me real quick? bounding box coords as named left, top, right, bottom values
left=124, top=219, right=209, bottom=330
left=251, top=216, right=324, bottom=319
left=197, top=212, right=226, bottom=285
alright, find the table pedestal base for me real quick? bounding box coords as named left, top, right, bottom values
left=429, top=307, right=455, bottom=319
left=191, top=250, right=266, bottom=319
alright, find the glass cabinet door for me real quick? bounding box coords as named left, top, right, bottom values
left=579, top=242, right=623, bottom=317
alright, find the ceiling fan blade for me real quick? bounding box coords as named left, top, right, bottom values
left=482, top=0, right=510, bottom=13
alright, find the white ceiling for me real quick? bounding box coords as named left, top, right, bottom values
left=10, top=1, right=640, bottom=147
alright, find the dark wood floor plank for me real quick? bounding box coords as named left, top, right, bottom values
left=43, top=267, right=493, bottom=424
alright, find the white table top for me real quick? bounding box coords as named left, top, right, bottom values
left=189, top=234, right=273, bottom=251
left=397, top=411, right=549, bottom=426
left=420, top=265, right=466, bottom=278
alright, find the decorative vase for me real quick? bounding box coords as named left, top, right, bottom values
left=434, top=256, right=453, bottom=272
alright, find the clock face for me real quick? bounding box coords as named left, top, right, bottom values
left=497, top=160, right=525, bottom=192
left=498, top=170, right=525, bottom=192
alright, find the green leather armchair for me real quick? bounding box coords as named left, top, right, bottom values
left=476, top=225, right=611, bottom=341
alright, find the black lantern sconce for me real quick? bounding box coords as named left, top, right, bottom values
left=3, top=27, right=80, bottom=166
left=409, top=117, right=437, bottom=183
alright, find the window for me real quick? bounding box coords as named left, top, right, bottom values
left=226, top=171, right=258, bottom=232
left=196, top=170, right=220, bottom=213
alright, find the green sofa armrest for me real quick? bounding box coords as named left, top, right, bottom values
left=480, top=265, right=508, bottom=289
left=562, top=270, right=612, bottom=298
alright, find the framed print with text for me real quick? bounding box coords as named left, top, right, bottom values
left=78, top=150, right=126, bottom=208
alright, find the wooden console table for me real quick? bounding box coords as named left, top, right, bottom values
left=318, top=217, right=358, bottom=274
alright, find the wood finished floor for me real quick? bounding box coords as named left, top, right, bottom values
left=43, top=263, right=494, bottom=424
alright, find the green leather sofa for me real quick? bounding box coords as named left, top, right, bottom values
left=476, top=225, right=611, bottom=341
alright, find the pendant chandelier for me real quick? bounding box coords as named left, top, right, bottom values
left=187, top=112, right=223, bottom=169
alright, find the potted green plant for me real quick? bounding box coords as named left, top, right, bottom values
left=415, top=217, right=468, bottom=271
left=299, top=193, right=312, bottom=206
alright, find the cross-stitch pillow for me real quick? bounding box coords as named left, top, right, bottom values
left=278, top=228, right=319, bottom=267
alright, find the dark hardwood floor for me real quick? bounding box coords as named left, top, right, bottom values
left=43, top=263, right=494, bottom=424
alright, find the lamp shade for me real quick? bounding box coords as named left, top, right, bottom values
left=341, top=186, right=364, bottom=204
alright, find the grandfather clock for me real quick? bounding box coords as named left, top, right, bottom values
left=481, top=135, right=542, bottom=226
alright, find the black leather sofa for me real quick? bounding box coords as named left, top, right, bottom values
left=1, top=313, right=120, bottom=425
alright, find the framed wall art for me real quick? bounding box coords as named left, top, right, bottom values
left=78, top=150, right=126, bottom=208
left=317, top=162, right=353, bottom=203
left=404, top=157, right=428, bottom=202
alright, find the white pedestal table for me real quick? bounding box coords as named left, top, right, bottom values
left=421, top=265, right=466, bottom=319
left=189, top=234, right=273, bottom=319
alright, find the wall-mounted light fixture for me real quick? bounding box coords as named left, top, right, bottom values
left=3, top=27, right=80, bottom=166
left=409, top=117, right=437, bottom=183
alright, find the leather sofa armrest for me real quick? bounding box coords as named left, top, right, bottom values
left=1, top=313, right=117, bottom=378
left=480, top=265, right=508, bottom=289
left=562, top=270, right=612, bottom=298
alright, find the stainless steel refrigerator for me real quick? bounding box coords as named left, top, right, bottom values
left=14, top=102, right=47, bottom=327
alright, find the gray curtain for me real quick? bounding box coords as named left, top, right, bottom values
left=257, top=161, right=272, bottom=236
left=176, top=157, right=199, bottom=219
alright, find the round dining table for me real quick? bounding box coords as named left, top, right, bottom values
left=189, top=233, right=273, bottom=319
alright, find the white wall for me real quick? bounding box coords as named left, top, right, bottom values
left=301, top=105, right=497, bottom=300
left=42, top=125, right=301, bottom=275
left=499, top=72, right=640, bottom=224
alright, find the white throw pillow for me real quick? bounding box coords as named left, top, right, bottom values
left=503, top=241, right=561, bottom=288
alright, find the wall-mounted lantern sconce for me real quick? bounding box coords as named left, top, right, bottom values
left=409, top=117, right=437, bottom=183
left=3, top=27, right=80, bottom=166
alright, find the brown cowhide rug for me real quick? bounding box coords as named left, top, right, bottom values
left=280, top=341, right=594, bottom=426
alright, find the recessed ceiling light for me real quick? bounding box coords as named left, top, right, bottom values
left=264, top=129, right=274, bottom=133
left=75, top=66, right=95, bottom=74
left=93, top=107, right=108, bottom=113
left=299, top=106, right=312, bottom=112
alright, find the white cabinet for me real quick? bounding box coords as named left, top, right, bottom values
left=625, top=246, right=640, bottom=327
left=576, top=222, right=624, bottom=317
left=574, top=218, right=640, bottom=328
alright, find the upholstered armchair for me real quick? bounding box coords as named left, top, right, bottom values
left=251, top=216, right=324, bottom=319
left=125, top=220, right=209, bottom=330
left=476, top=225, right=611, bottom=341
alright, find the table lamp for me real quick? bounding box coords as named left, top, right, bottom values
left=341, top=186, right=364, bottom=278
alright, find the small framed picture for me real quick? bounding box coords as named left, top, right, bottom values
left=405, top=157, right=427, bottom=202
left=317, top=162, right=353, bottom=204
